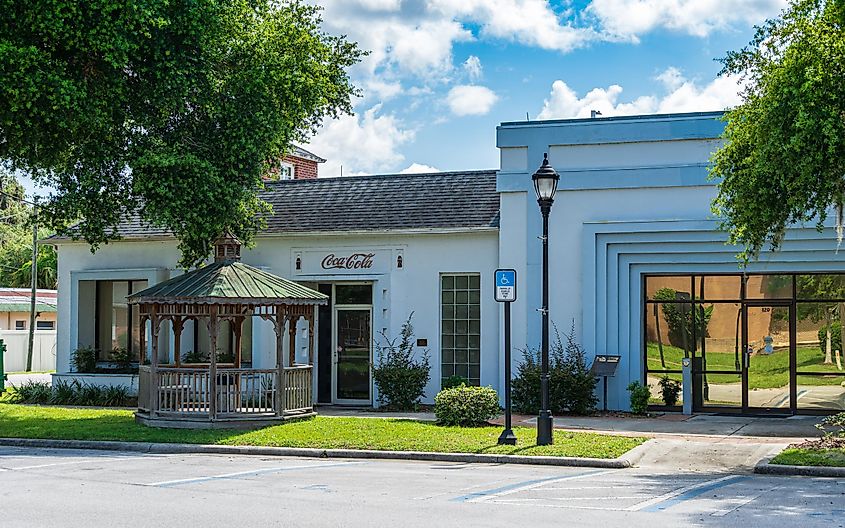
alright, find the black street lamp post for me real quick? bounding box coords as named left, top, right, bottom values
left=533, top=153, right=559, bottom=446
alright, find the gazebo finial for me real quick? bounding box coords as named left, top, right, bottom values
left=214, top=232, right=241, bottom=262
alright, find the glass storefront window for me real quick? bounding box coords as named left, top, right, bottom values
left=796, top=274, right=845, bottom=300
left=645, top=276, right=692, bottom=301
left=335, top=284, right=372, bottom=305
left=745, top=274, right=793, bottom=299
left=797, top=375, right=845, bottom=411
left=95, top=279, right=148, bottom=361
left=644, top=302, right=693, bottom=371
left=696, top=373, right=742, bottom=408
left=694, top=303, right=742, bottom=372
left=699, top=275, right=742, bottom=301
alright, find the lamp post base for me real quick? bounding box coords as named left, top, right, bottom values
left=537, top=411, right=554, bottom=445
left=497, top=428, right=517, bottom=446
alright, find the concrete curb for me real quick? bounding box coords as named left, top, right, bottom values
left=754, top=456, right=845, bottom=477
left=0, top=437, right=633, bottom=468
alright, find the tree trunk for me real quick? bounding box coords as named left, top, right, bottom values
left=654, top=304, right=666, bottom=369
left=825, top=309, right=833, bottom=365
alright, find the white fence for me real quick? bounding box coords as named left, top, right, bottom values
left=0, top=330, right=57, bottom=372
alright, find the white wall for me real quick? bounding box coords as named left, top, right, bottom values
left=0, top=330, right=56, bottom=372
left=55, top=230, right=500, bottom=404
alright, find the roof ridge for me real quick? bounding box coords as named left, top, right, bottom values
left=261, top=169, right=498, bottom=186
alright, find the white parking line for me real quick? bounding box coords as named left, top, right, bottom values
left=626, top=475, right=745, bottom=512
left=145, top=460, right=363, bottom=488
left=1, top=455, right=156, bottom=471
left=459, top=469, right=619, bottom=503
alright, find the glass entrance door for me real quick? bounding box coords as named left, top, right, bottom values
left=744, top=304, right=794, bottom=412
left=333, top=308, right=372, bottom=404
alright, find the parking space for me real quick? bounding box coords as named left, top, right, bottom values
left=1, top=446, right=844, bottom=527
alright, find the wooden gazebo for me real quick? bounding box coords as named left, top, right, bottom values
left=132, top=235, right=327, bottom=428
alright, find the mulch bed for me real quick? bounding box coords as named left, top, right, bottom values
left=788, top=437, right=845, bottom=450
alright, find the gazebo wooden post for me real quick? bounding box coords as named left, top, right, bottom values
left=275, top=309, right=286, bottom=417
left=208, top=306, right=218, bottom=420
left=149, top=306, right=160, bottom=416
left=306, top=307, right=315, bottom=364
left=288, top=316, right=297, bottom=366
left=234, top=316, right=243, bottom=368
left=139, top=313, right=147, bottom=365
left=173, top=316, right=183, bottom=368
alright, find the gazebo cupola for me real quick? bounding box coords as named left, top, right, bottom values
left=214, top=233, right=242, bottom=262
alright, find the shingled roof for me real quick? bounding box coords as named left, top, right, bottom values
left=54, top=170, right=500, bottom=241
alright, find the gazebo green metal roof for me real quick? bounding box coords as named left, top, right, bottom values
left=128, top=260, right=327, bottom=305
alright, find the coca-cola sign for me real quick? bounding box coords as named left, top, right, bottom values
left=321, top=252, right=375, bottom=270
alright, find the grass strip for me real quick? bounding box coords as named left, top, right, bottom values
left=0, top=403, right=644, bottom=459
left=771, top=448, right=845, bottom=467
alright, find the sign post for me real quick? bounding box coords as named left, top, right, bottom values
left=495, top=269, right=517, bottom=445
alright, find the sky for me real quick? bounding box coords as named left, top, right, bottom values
left=304, top=0, right=790, bottom=177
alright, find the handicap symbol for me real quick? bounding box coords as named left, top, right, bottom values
left=498, top=274, right=511, bottom=286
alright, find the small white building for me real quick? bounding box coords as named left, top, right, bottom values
left=53, top=171, right=500, bottom=405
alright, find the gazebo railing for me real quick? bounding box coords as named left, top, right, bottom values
left=140, top=365, right=313, bottom=419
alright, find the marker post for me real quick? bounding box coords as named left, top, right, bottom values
left=495, top=269, right=517, bottom=446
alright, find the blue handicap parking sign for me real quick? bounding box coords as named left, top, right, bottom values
left=495, top=269, right=516, bottom=302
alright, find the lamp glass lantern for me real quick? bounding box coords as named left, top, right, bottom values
left=532, top=153, right=559, bottom=203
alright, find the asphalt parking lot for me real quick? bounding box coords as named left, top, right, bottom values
left=1, top=446, right=843, bottom=527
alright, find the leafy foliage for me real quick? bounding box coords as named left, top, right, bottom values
left=71, top=347, right=97, bottom=373
left=0, top=1, right=362, bottom=267
left=8, top=380, right=131, bottom=407
left=711, top=0, right=845, bottom=260
left=627, top=381, right=651, bottom=415
left=816, top=412, right=845, bottom=439
left=373, top=314, right=431, bottom=411
left=434, top=385, right=500, bottom=427
left=658, top=376, right=682, bottom=406
left=818, top=322, right=842, bottom=355
left=511, top=323, right=597, bottom=415
left=441, top=375, right=469, bottom=390
left=0, top=172, right=57, bottom=288
left=652, top=288, right=713, bottom=353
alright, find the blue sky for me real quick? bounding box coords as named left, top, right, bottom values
left=307, top=0, right=789, bottom=177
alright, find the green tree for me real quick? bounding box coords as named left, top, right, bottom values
left=0, top=172, right=57, bottom=289
left=0, top=1, right=361, bottom=267
left=711, top=0, right=845, bottom=260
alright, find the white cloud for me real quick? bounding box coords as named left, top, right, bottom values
left=447, top=85, right=499, bottom=116
left=537, top=68, right=744, bottom=119
left=399, top=163, right=440, bottom=174
left=463, top=55, right=483, bottom=81
left=306, top=104, right=414, bottom=177
left=586, top=0, right=787, bottom=40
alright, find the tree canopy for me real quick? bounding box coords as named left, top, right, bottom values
left=0, top=0, right=361, bottom=267
left=710, top=0, right=845, bottom=261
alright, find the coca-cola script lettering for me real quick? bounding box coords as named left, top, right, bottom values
left=321, top=253, right=375, bottom=270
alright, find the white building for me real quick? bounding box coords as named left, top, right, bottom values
left=52, top=111, right=845, bottom=414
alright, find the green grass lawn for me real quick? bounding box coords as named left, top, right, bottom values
left=647, top=342, right=845, bottom=389
left=0, top=404, right=644, bottom=459
left=771, top=448, right=845, bottom=467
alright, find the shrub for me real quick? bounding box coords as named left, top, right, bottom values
left=817, top=322, right=842, bottom=356
left=627, top=381, right=651, bottom=414
left=512, top=348, right=541, bottom=414
left=373, top=313, right=431, bottom=410
left=511, top=323, right=597, bottom=415
left=12, top=379, right=132, bottom=407
left=441, top=375, right=468, bottom=390
left=13, top=381, right=51, bottom=404
left=182, top=350, right=207, bottom=364
left=815, top=412, right=845, bottom=439
left=434, top=385, right=500, bottom=426
left=658, top=376, right=681, bottom=406
left=71, top=346, right=97, bottom=373
left=109, top=347, right=133, bottom=372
